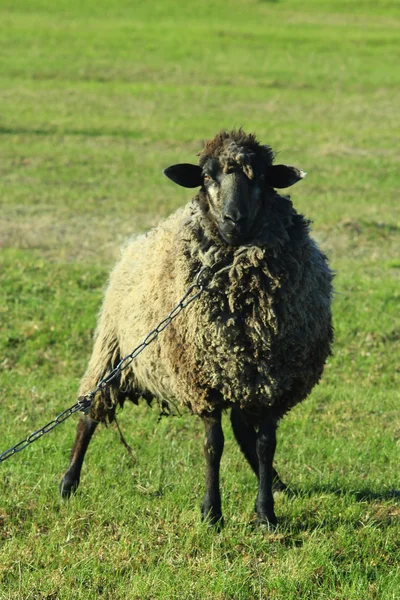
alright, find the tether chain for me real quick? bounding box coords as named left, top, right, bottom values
left=0, top=265, right=214, bottom=464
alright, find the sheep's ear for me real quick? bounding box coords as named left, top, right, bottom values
left=163, top=163, right=203, bottom=188
left=265, top=164, right=306, bottom=188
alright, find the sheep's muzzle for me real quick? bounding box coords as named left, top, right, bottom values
left=216, top=170, right=260, bottom=246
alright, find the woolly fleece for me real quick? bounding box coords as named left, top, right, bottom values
left=79, top=130, right=334, bottom=422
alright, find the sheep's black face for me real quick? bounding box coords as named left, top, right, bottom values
left=202, top=163, right=263, bottom=246
left=163, top=130, right=305, bottom=246
left=163, top=160, right=268, bottom=247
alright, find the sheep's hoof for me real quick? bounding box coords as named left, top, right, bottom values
left=256, top=513, right=278, bottom=530
left=272, top=477, right=287, bottom=493
left=204, top=513, right=225, bottom=531
left=201, top=505, right=224, bottom=530
left=59, top=474, right=79, bottom=499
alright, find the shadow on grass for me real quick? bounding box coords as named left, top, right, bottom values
left=0, top=126, right=143, bottom=139
left=257, top=484, right=400, bottom=542
left=284, top=483, right=400, bottom=502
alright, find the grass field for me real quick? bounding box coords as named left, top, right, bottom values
left=1, top=0, right=399, bottom=598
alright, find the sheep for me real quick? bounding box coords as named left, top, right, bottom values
left=60, top=129, right=333, bottom=528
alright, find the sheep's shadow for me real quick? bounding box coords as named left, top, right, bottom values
left=283, top=483, right=400, bottom=502
left=258, top=484, right=400, bottom=544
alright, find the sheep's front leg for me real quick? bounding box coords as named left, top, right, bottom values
left=59, top=413, right=98, bottom=498
left=201, top=408, right=224, bottom=527
left=256, top=418, right=278, bottom=527
left=230, top=406, right=286, bottom=492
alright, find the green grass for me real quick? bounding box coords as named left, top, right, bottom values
left=0, top=0, right=399, bottom=598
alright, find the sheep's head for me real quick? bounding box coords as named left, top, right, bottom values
left=164, top=129, right=305, bottom=246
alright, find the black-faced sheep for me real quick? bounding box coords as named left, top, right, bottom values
left=60, top=129, right=333, bottom=527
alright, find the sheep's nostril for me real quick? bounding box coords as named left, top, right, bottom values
left=224, top=213, right=246, bottom=226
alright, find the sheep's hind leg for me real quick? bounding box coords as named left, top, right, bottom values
left=255, top=418, right=278, bottom=528
left=200, top=408, right=224, bottom=528
left=230, top=406, right=286, bottom=492
left=59, top=414, right=98, bottom=498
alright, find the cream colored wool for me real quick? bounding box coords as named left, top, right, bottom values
left=80, top=132, right=333, bottom=423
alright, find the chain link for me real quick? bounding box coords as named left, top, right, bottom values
left=0, top=265, right=215, bottom=464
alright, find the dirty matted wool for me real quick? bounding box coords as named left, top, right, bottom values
left=80, top=130, right=333, bottom=422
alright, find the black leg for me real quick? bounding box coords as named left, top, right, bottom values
left=230, top=406, right=259, bottom=475
left=201, top=409, right=224, bottom=527
left=255, top=418, right=278, bottom=527
left=230, top=407, right=286, bottom=492
left=59, top=414, right=98, bottom=498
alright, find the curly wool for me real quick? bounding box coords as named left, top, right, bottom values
left=80, top=131, right=333, bottom=422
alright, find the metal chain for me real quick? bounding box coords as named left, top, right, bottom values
left=0, top=265, right=214, bottom=464
left=85, top=265, right=212, bottom=401
left=0, top=399, right=91, bottom=464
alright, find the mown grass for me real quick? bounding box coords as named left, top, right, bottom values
left=0, top=0, right=399, bottom=598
